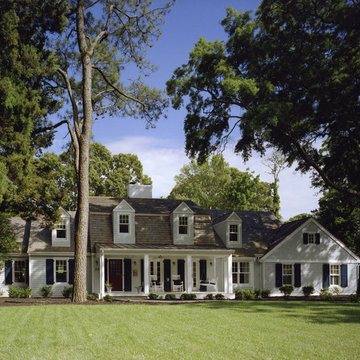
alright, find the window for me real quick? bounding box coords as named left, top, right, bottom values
left=179, top=216, right=188, bottom=234
left=55, top=220, right=67, bottom=239
left=330, top=264, right=340, bottom=286
left=119, top=214, right=129, bottom=233
left=229, top=224, right=238, bottom=241
left=14, top=261, right=26, bottom=283
left=282, top=264, right=293, bottom=285
left=232, top=262, right=250, bottom=284
left=56, top=260, right=67, bottom=283
left=308, top=233, right=315, bottom=244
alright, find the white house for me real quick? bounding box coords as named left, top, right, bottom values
left=1, top=184, right=359, bottom=298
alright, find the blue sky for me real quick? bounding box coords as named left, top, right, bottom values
left=49, top=0, right=320, bottom=220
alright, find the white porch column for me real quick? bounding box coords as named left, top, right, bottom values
left=99, top=250, right=104, bottom=300
left=227, top=254, right=233, bottom=293
left=144, top=254, right=149, bottom=294
left=223, top=256, right=228, bottom=293
left=186, top=255, right=192, bottom=293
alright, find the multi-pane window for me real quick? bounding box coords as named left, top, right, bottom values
left=232, top=262, right=250, bottom=284
left=14, top=261, right=26, bottom=283
left=55, top=220, right=67, bottom=239
left=229, top=224, right=238, bottom=241
left=308, top=233, right=315, bottom=244
left=282, top=264, right=293, bottom=285
left=179, top=216, right=188, bottom=234
left=119, top=214, right=129, bottom=233
left=330, top=264, right=340, bottom=285
left=56, top=260, right=67, bottom=283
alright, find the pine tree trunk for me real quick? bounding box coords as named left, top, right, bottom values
left=72, top=0, right=93, bottom=303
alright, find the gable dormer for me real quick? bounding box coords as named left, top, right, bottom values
left=52, top=208, right=71, bottom=247
left=213, top=212, right=242, bottom=248
left=112, top=200, right=135, bottom=244
left=171, top=202, right=194, bottom=245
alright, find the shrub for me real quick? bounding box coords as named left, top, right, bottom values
left=350, top=294, right=360, bottom=303
left=261, top=289, right=271, bottom=298
left=8, top=286, right=32, bottom=298
left=279, top=285, right=294, bottom=298
left=302, top=285, right=315, bottom=297
left=87, top=294, right=97, bottom=301
left=39, top=286, right=53, bottom=298
left=148, top=293, right=158, bottom=300
left=204, top=293, right=214, bottom=300
left=103, top=294, right=113, bottom=302
left=62, top=286, right=73, bottom=298
left=180, top=293, right=196, bottom=300
left=319, top=288, right=334, bottom=302
left=242, top=289, right=256, bottom=300
left=165, top=294, right=176, bottom=300
left=234, top=289, right=243, bottom=300
left=215, top=293, right=225, bottom=300
left=254, top=289, right=262, bottom=299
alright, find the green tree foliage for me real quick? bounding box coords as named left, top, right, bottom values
left=314, top=190, right=360, bottom=256
left=286, top=213, right=312, bottom=223
left=0, top=213, right=17, bottom=267
left=36, top=142, right=152, bottom=210
left=0, top=0, right=68, bottom=219
left=167, top=0, right=360, bottom=199
left=169, top=155, right=275, bottom=212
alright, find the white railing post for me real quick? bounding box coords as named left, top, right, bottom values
left=99, top=250, right=104, bottom=299
left=186, top=255, right=192, bottom=293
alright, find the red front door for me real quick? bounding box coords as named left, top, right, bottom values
left=109, top=260, right=123, bottom=291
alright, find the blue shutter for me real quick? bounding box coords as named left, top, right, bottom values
left=341, top=264, right=348, bottom=287
left=68, top=259, right=74, bottom=285
left=26, top=259, right=29, bottom=284
left=303, top=233, right=308, bottom=244
left=46, top=259, right=54, bottom=285
left=323, top=264, right=330, bottom=288
left=275, top=263, right=282, bottom=287
left=5, top=260, right=13, bottom=285
left=124, top=258, right=132, bottom=291
left=315, top=233, right=320, bottom=244
left=294, top=263, right=301, bottom=287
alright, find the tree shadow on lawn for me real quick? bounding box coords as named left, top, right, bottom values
left=185, top=301, right=360, bottom=325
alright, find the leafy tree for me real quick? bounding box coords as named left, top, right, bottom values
left=263, top=151, right=287, bottom=218
left=39, top=1, right=173, bottom=302
left=167, top=0, right=360, bottom=200
left=285, top=213, right=312, bottom=223
left=169, top=155, right=275, bottom=212
left=0, top=213, right=18, bottom=268
left=314, top=190, right=360, bottom=256
left=0, top=0, right=68, bottom=217
left=38, top=142, right=152, bottom=210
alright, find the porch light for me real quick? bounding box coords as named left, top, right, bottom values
left=210, top=262, right=213, bottom=266
left=133, top=260, right=136, bottom=265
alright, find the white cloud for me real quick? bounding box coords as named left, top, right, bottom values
left=106, top=136, right=320, bottom=220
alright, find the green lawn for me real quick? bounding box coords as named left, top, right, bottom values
left=0, top=301, right=359, bottom=359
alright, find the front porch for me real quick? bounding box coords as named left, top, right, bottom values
left=93, top=247, right=234, bottom=299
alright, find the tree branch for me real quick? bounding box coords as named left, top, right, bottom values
left=57, top=68, right=81, bottom=139
left=32, top=120, right=69, bottom=136
left=92, top=65, right=146, bottom=107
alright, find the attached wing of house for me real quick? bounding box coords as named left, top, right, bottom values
left=1, top=184, right=359, bottom=298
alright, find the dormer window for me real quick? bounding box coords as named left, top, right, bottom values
left=113, top=200, right=135, bottom=244
left=179, top=216, right=188, bottom=234
left=229, top=224, right=238, bottom=241
left=119, top=214, right=129, bottom=233
left=52, top=209, right=71, bottom=247
left=55, top=220, right=67, bottom=239
left=171, top=202, right=194, bottom=245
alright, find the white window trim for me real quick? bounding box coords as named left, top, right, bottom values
left=232, top=261, right=250, bottom=284
left=229, top=224, right=239, bottom=242
left=12, top=260, right=27, bottom=284
left=54, top=258, right=69, bottom=284
left=52, top=215, right=70, bottom=247
left=119, top=214, right=130, bottom=233
left=330, top=264, right=341, bottom=286
left=178, top=216, right=188, bottom=235
left=282, top=264, right=294, bottom=286
left=232, top=260, right=254, bottom=289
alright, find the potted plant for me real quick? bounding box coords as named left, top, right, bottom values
left=105, top=282, right=112, bottom=293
